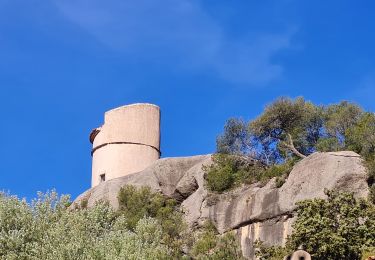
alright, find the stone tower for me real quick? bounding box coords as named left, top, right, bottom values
left=90, top=103, right=161, bottom=187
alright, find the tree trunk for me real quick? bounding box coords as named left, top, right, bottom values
left=282, top=133, right=307, bottom=159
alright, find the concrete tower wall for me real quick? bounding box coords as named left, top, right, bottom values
left=91, top=103, right=160, bottom=187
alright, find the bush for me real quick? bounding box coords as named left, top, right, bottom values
left=286, top=190, right=375, bottom=260
left=204, top=154, right=267, bottom=192
left=204, top=154, right=236, bottom=192
left=365, top=157, right=375, bottom=184
left=117, top=185, right=176, bottom=229
left=346, top=112, right=375, bottom=159
left=192, top=221, right=244, bottom=260
left=0, top=191, right=172, bottom=259
left=204, top=154, right=296, bottom=192
left=216, top=118, right=252, bottom=155
left=316, top=137, right=341, bottom=152
left=117, top=185, right=187, bottom=256
left=361, top=156, right=375, bottom=204
left=255, top=190, right=375, bottom=260
left=369, top=185, right=375, bottom=205
left=361, top=248, right=375, bottom=260
left=254, top=240, right=289, bottom=260
left=260, top=158, right=297, bottom=186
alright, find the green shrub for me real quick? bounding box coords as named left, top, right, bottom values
left=191, top=222, right=218, bottom=257
left=346, top=112, right=375, bottom=159
left=117, top=185, right=187, bottom=257
left=117, top=185, right=175, bottom=229
left=254, top=240, right=289, bottom=260
left=362, top=248, right=375, bottom=260
left=261, top=158, right=297, bottom=186
left=369, top=185, right=375, bottom=205
left=316, top=137, right=341, bottom=152
left=204, top=154, right=264, bottom=192
left=204, top=154, right=236, bottom=192
left=204, top=154, right=296, bottom=192
left=365, top=157, right=375, bottom=184
left=0, top=191, right=172, bottom=260
left=192, top=221, right=243, bottom=260
left=363, top=157, right=375, bottom=204
left=80, top=198, right=88, bottom=209
left=286, top=190, right=375, bottom=260
left=255, top=190, right=375, bottom=260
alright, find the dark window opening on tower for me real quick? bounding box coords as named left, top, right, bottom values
left=100, top=173, right=106, bottom=182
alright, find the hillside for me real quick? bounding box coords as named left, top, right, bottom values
left=73, top=151, right=369, bottom=259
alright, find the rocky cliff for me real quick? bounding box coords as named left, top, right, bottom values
left=73, top=151, right=369, bottom=259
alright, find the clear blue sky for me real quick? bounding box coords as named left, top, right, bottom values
left=1, top=0, right=374, bottom=200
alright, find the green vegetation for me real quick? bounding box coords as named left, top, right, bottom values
left=0, top=186, right=244, bottom=260
left=254, top=240, right=289, bottom=260
left=256, top=190, right=375, bottom=260
left=1, top=96, right=374, bottom=259
left=206, top=97, right=375, bottom=197
left=191, top=221, right=244, bottom=260
left=0, top=191, right=171, bottom=259
left=362, top=249, right=375, bottom=260
left=117, top=185, right=187, bottom=257
left=250, top=97, right=323, bottom=160
left=204, top=154, right=264, bottom=192
left=204, top=153, right=295, bottom=192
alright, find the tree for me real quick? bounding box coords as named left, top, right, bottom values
left=345, top=112, right=375, bottom=159
left=324, top=101, right=364, bottom=146
left=216, top=118, right=252, bottom=155
left=249, top=97, right=323, bottom=160
left=286, top=190, right=375, bottom=260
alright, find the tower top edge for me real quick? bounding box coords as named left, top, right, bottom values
left=106, top=103, right=160, bottom=114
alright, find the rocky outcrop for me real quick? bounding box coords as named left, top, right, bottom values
left=73, top=151, right=369, bottom=259
left=73, top=154, right=211, bottom=209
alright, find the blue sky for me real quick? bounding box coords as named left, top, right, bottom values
left=1, top=0, right=374, bottom=200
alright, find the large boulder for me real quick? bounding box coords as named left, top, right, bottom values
left=72, top=151, right=369, bottom=259
left=210, top=151, right=369, bottom=258
left=73, top=155, right=211, bottom=211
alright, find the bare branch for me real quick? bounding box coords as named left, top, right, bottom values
left=282, top=133, right=307, bottom=159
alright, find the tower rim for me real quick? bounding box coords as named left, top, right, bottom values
left=105, top=103, right=160, bottom=115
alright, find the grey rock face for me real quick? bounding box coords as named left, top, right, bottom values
left=73, top=155, right=211, bottom=211
left=73, top=151, right=369, bottom=259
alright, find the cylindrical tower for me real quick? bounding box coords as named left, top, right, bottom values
left=90, top=103, right=161, bottom=187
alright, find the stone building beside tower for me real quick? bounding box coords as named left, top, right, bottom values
left=89, top=103, right=161, bottom=187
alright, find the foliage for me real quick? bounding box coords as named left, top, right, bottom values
left=216, top=118, right=252, bottom=155
left=316, top=136, right=341, bottom=152
left=0, top=190, right=247, bottom=259
left=255, top=190, right=375, bottom=260
left=254, top=240, right=289, bottom=260
left=118, top=185, right=175, bottom=229
left=217, top=98, right=372, bottom=165
left=204, top=153, right=296, bottom=192
left=249, top=97, right=323, bottom=160
left=117, top=185, right=187, bottom=256
left=364, top=157, right=375, bottom=204
left=361, top=248, right=375, bottom=260
left=346, top=112, right=375, bottom=159
left=323, top=101, right=364, bottom=147
left=286, top=190, right=375, bottom=260
left=204, top=154, right=267, bottom=192
left=204, top=154, right=236, bottom=192
left=192, top=221, right=244, bottom=260
left=0, top=191, right=172, bottom=260
left=213, top=98, right=375, bottom=200
left=260, top=158, right=297, bottom=187
left=369, top=185, right=375, bottom=205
